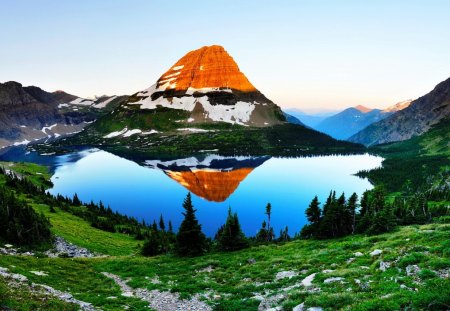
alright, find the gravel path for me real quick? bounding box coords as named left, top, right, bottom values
left=102, top=272, right=212, bottom=311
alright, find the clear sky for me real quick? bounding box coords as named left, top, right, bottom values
left=1, top=0, right=449, bottom=112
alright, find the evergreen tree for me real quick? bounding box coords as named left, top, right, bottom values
left=305, top=196, right=321, bottom=225
left=73, top=193, right=81, bottom=206
left=256, top=220, right=268, bottom=242
left=265, top=203, right=272, bottom=241
left=168, top=220, right=173, bottom=234
left=142, top=231, right=164, bottom=256
left=152, top=220, right=158, bottom=232
left=347, top=193, right=358, bottom=234
left=159, top=214, right=166, bottom=231
left=215, top=208, right=248, bottom=251
left=278, top=226, right=290, bottom=242
left=175, top=193, right=206, bottom=257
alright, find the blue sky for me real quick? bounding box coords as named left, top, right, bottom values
left=1, top=0, right=449, bottom=111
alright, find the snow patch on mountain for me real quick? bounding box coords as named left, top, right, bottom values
left=104, top=128, right=129, bottom=138
left=93, top=96, right=117, bottom=108
left=145, top=155, right=256, bottom=170
left=130, top=84, right=256, bottom=125
left=70, top=98, right=95, bottom=106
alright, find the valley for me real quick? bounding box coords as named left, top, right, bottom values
left=0, top=23, right=449, bottom=311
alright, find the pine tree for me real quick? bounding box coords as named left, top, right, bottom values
left=256, top=220, right=268, bottom=242
left=159, top=214, right=166, bottom=231
left=152, top=220, right=158, bottom=232
left=265, top=203, right=272, bottom=241
left=347, top=193, right=358, bottom=234
left=175, top=193, right=206, bottom=257
left=216, top=208, right=248, bottom=251
left=168, top=220, right=173, bottom=234
left=306, top=196, right=321, bottom=224
left=73, top=193, right=81, bottom=206
left=142, top=232, right=164, bottom=256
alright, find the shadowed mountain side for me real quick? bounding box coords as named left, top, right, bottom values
left=349, top=77, right=450, bottom=146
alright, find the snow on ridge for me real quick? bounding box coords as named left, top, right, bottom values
left=129, top=84, right=256, bottom=125
left=122, top=129, right=142, bottom=137
left=145, top=154, right=256, bottom=170
left=13, top=139, right=31, bottom=146
left=93, top=96, right=117, bottom=109
left=163, top=71, right=181, bottom=79
left=104, top=127, right=158, bottom=138
left=177, top=128, right=211, bottom=133
left=104, top=128, right=128, bottom=138
left=41, top=124, right=58, bottom=134
left=70, top=98, right=95, bottom=106
left=141, top=130, right=159, bottom=135
left=172, top=65, right=184, bottom=70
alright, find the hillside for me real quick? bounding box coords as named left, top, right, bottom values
left=0, top=81, right=127, bottom=148
left=0, top=163, right=448, bottom=310
left=357, top=119, right=450, bottom=194
left=349, top=77, right=450, bottom=146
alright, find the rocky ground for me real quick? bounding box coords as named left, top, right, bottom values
left=102, top=272, right=212, bottom=311
left=45, top=236, right=102, bottom=258
left=0, top=266, right=97, bottom=310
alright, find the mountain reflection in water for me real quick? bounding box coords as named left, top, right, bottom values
left=145, top=155, right=270, bottom=202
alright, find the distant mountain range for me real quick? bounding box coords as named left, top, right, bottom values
left=349, top=77, right=450, bottom=146
left=311, top=102, right=411, bottom=140
left=282, top=109, right=336, bottom=128
left=3, top=45, right=446, bottom=152
left=0, top=81, right=126, bottom=148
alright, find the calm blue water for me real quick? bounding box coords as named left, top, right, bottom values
left=0, top=147, right=383, bottom=237
left=38, top=149, right=382, bottom=237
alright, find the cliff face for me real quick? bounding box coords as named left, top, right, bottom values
left=349, top=77, right=450, bottom=146
left=156, top=45, right=256, bottom=93
left=0, top=81, right=123, bottom=148
left=124, top=45, right=285, bottom=127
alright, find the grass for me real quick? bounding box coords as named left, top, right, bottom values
left=0, top=224, right=449, bottom=310
left=31, top=203, right=141, bottom=256
left=0, top=277, right=79, bottom=311
left=0, top=161, right=52, bottom=188
left=360, top=119, right=450, bottom=194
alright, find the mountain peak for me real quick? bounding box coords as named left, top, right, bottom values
left=124, top=45, right=285, bottom=126
left=383, top=99, right=412, bottom=113
left=354, top=105, right=372, bottom=113
left=156, top=45, right=257, bottom=93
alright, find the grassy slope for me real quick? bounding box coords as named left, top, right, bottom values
left=359, top=119, right=450, bottom=194
left=0, top=224, right=448, bottom=310
left=31, top=203, right=141, bottom=256
left=0, top=277, right=78, bottom=311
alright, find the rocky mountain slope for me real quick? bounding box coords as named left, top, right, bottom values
left=314, top=102, right=411, bottom=140
left=121, top=45, right=285, bottom=127
left=0, top=81, right=125, bottom=149
left=349, top=77, right=450, bottom=146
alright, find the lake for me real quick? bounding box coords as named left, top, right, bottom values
left=0, top=148, right=383, bottom=237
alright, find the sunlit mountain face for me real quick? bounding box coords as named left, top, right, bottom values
left=145, top=155, right=270, bottom=202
